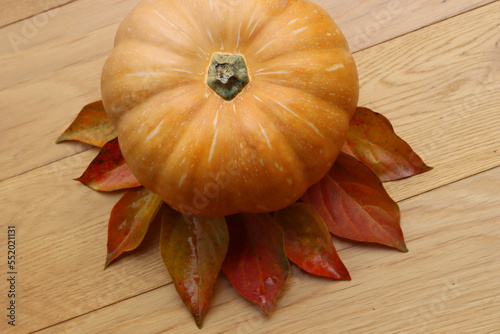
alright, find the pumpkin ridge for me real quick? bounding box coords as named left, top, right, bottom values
left=248, top=96, right=308, bottom=185
left=115, top=3, right=206, bottom=60
left=236, top=1, right=295, bottom=52
left=237, top=135, right=308, bottom=215
left=116, top=37, right=206, bottom=64
left=159, top=93, right=213, bottom=163
left=109, top=81, right=203, bottom=131
left=115, top=83, right=209, bottom=171
left=247, top=85, right=348, bottom=189
left=259, top=80, right=357, bottom=114
left=156, top=92, right=221, bottom=182
left=243, top=1, right=347, bottom=62
left=254, top=45, right=349, bottom=67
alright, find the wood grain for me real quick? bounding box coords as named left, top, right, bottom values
left=1, top=0, right=76, bottom=28
left=36, top=163, right=500, bottom=333
left=1, top=0, right=500, bottom=333
left=0, top=0, right=494, bottom=182
left=325, top=0, right=496, bottom=52
left=0, top=0, right=142, bottom=183
left=0, top=151, right=169, bottom=334
left=355, top=0, right=500, bottom=201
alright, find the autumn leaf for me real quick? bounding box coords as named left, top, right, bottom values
left=76, top=138, right=141, bottom=191
left=56, top=101, right=116, bottom=147
left=222, top=213, right=290, bottom=315
left=342, top=107, right=432, bottom=181
left=105, top=187, right=163, bottom=268
left=274, top=203, right=350, bottom=280
left=303, top=153, right=407, bottom=252
left=160, top=208, right=228, bottom=328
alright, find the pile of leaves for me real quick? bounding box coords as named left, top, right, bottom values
left=57, top=101, right=431, bottom=328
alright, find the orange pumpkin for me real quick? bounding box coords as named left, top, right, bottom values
left=101, top=0, right=359, bottom=216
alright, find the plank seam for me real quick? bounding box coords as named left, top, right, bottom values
left=351, top=0, right=500, bottom=57
left=396, top=163, right=500, bottom=204
left=28, top=283, right=172, bottom=334
left=1, top=0, right=79, bottom=30
left=25, top=163, right=500, bottom=332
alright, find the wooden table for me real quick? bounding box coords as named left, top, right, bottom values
left=1, top=0, right=499, bottom=333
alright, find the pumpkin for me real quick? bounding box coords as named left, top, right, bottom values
left=101, top=0, right=359, bottom=216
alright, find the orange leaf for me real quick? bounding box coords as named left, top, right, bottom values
left=303, top=153, right=407, bottom=252
left=105, top=187, right=162, bottom=268
left=342, top=107, right=432, bottom=181
left=76, top=138, right=141, bottom=191
left=160, top=208, right=228, bottom=328
left=56, top=101, right=116, bottom=147
left=274, top=203, right=350, bottom=280
left=222, top=213, right=290, bottom=315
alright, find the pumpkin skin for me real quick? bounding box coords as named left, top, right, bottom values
left=101, top=0, right=359, bottom=216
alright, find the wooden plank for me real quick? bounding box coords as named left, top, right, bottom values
left=0, top=153, right=170, bottom=334
left=0, top=1, right=499, bottom=333
left=327, top=0, right=496, bottom=52
left=0, top=0, right=142, bottom=183
left=1, top=0, right=76, bottom=28
left=355, top=1, right=500, bottom=201
left=35, top=162, right=500, bottom=333
left=0, top=0, right=494, bottom=182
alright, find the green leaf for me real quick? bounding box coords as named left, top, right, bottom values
left=57, top=101, right=116, bottom=147
left=274, top=203, right=350, bottom=280
left=105, top=187, right=163, bottom=268
left=160, top=208, right=228, bottom=328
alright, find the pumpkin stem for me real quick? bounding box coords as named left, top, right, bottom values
left=215, top=63, right=235, bottom=84
left=207, top=53, right=249, bottom=101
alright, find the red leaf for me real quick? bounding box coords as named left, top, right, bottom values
left=105, top=187, right=163, bottom=268
left=222, top=213, right=290, bottom=315
left=342, top=107, right=432, bottom=181
left=56, top=101, right=116, bottom=147
left=274, top=203, right=350, bottom=280
left=303, top=153, right=407, bottom=252
left=160, top=208, right=228, bottom=328
left=76, top=138, right=141, bottom=191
